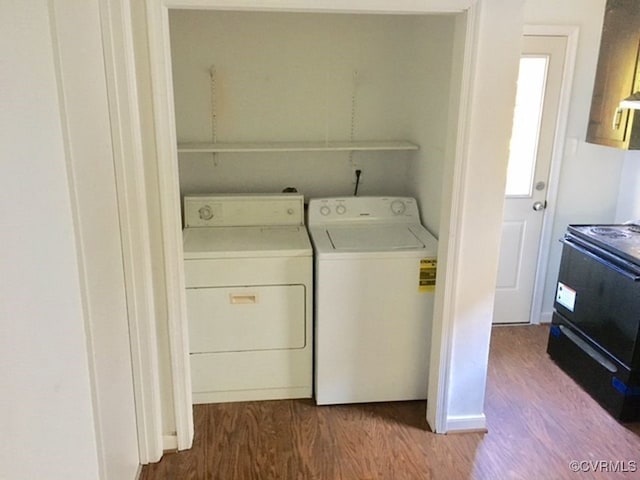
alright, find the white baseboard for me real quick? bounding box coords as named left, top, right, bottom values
left=540, top=311, right=553, bottom=324
left=444, top=413, right=487, bottom=433
left=162, top=434, right=178, bottom=452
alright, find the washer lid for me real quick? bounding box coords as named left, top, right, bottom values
left=327, top=225, right=425, bottom=251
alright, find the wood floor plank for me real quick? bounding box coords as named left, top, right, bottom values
left=140, top=325, right=640, bottom=479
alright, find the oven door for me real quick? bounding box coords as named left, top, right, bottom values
left=555, top=234, right=640, bottom=368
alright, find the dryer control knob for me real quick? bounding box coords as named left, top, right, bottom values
left=336, top=205, right=347, bottom=215
left=198, top=205, right=214, bottom=220
left=320, top=206, right=331, bottom=216
left=390, top=200, right=406, bottom=215
left=287, top=208, right=294, bottom=215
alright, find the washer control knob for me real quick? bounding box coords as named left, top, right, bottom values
left=198, top=205, right=214, bottom=220
left=320, top=206, right=331, bottom=216
left=287, top=208, right=294, bottom=215
left=390, top=200, right=406, bottom=215
left=336, top=205, right=347, bottom=215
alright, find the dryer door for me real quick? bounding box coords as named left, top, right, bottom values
left=187, top=284, right=306, bottom=353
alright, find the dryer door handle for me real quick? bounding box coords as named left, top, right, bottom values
left=229, top=293, right=258, bottom=304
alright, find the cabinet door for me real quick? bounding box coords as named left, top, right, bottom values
left=587, top=0, right=640, bottom=149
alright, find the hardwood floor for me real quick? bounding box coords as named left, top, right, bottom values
left=140, top=325, right=640, bottom=479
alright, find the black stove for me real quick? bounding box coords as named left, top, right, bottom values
left=547, top=223, right=640, bottom=422
left=567, top=224, right=640, bottom=267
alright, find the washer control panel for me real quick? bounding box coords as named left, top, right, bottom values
left=184, top=194, right=304, bottom=228
left=308, top=197, right=420, bottom=225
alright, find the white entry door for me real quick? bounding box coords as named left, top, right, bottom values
left=493, top=35, right=566, bottom=324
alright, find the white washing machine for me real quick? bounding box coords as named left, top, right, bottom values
left=182, top=194, right=312, bottom=404
left=308, top=196, right=438, bottom=405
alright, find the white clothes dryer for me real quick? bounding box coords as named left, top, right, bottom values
left=308, top=197, right=438, bottom=405
left=183, top=194, right=312, bottom=404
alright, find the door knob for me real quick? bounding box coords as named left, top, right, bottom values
left=532, top=201, right=547, bottom=211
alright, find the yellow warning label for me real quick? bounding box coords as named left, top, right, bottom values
left=419, top=258, right=437, bottom=292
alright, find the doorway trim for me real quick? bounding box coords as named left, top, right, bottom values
left=97, top=0, right=165, bottom=462
left=520, top=25, right=579, bottom=325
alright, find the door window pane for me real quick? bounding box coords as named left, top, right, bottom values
left=505, top=56, right=548, bottom=197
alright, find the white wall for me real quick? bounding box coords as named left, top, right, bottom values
left=523, top=0, right=627, bottom=318
left=616, top=151, right=640, bottom=222
left=170, top=10, right=454, bottom=220
left=407, top=17, right=456, bottom=235
left=0, top=2, right=101, bottom=479
left=0, top=1, right=140, bottom=479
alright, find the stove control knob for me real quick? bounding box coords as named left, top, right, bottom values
left=198, top=205, right=214, bottom=220
left=336, top=205, right=347, bottom=215
left=320, top=206, right=331, bottom=216
left=390, top=200, right=406, bottom=215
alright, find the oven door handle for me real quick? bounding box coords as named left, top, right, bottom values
left=562, top=237, right=640, bottom=282
left=558, top=325, right=618, bottom=373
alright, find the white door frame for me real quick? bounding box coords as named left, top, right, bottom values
left=521, top=25, right=579, bottom=325
left=97, top=0, right=165, bottom=463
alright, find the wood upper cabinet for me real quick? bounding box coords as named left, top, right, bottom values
left=587, top=0, right=640, bottom=149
